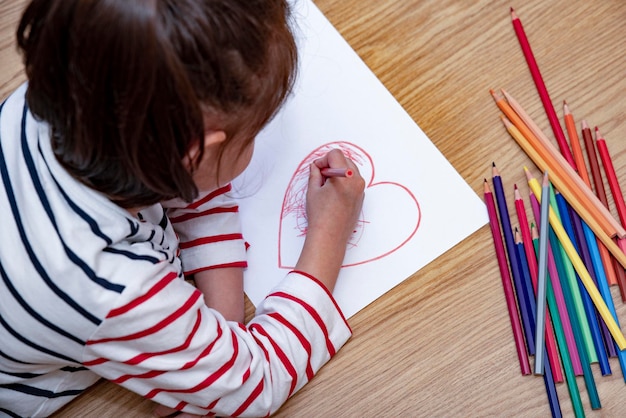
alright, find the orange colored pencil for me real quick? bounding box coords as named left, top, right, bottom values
left=563, top=102, right=620, bottom=287
left=563, top=102, right=590, bottom=183
left=499, top=114, right=626, bottom=271
left=493, top=89, right=625, bottom=239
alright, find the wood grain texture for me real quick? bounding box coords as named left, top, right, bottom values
left=1, top=0, right=625, bottom=416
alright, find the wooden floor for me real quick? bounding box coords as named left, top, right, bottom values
left=2, top=0, right=626, bottom=416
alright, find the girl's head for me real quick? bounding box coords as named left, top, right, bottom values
left=17, top=0, right=297, bottom=207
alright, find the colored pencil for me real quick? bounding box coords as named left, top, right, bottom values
left=530, top=211, right=583, bottom=376
left=498, top=112, right=626, bottom=272
left=509, top=8, right=575, bottom=167
left=543, top=100, right=616, bottom=362
left=526, top=168, right=626, bottom=350
left=596, top=127, right=626, bottom=226
left=595, top=126, right=626, bottom=300
left=498, top=89, right=625, bottom=240
left=514, top=186, right=562, bottom=381
left=532, top=224, right=584, bottom=417
left=492, top=164, right=536, bottom=355
left=484, top=179, right=531, bottom=375
left=532, top=194, right=601, bottom=409
left=321, top=167, right=354, bottom=178
left=582, top=123, right=626, bottom=291
left=546, top=185, right=598, bottom=364
left=515, top=230, right=562, bottom=418
left=564, top=101, right=621, bottom=288
left=530, top=195, right=583, bottom=376
left=555, top=192, right=611, bottom=372
left=580, top=194, right=626, bottom=380
left=534, top=172, right=550, bottom=375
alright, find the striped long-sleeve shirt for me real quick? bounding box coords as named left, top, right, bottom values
left=0, top=84, right=351, bottom=417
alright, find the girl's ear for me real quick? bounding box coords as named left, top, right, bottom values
left=182, top=130, right=227, bottom=169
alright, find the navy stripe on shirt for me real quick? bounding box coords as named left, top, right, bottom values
left=0, top=382, right=84, bottom=399
left=0, top=313, right=77, bottom=364
left=21, top=105, right=124, bottom=294
left=38, top=142, right=113, bottom=246
left=0, top=108, right=101, bottom=325
left=0, top=261, right=85, bottom=345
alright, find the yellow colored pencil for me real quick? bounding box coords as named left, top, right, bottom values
left=526, top=168, right=626, bottom=350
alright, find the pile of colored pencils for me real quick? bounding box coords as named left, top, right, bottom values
left=485, top=8, right=626, bottom=418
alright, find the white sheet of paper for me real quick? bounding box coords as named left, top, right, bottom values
left=232, top=0, right=488, bottom=318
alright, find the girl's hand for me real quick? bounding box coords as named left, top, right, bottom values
left=295, top=149, right=365, bottom=291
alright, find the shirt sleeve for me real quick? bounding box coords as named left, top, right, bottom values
left=81, top=266, right=351, bottom=417
left=162, top=184, right=247, bottom=275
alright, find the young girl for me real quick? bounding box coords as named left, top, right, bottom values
left=0, top=0, right=365, bottom=416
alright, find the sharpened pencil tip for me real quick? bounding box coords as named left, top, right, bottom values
left=489, top=89, right=503, bottom=102
left=524, top=167, right=533, bottom=182
left=510, top=7, right=518, bottom=19
left=595, top=127, right=606, bottom=141
left=542, top=171, right=549, bottom=186
left=492, top=161, right=496, bottom=167
left=582, top=119, right=590, bottom=130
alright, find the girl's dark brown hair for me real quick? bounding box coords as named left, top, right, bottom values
left=17, top=0, right=297, bottom=207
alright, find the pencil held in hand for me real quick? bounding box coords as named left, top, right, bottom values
left=321, top=167, right=354, bottom=178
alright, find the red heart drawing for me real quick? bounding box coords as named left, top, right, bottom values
left=278, top=141, right=421, bottom=268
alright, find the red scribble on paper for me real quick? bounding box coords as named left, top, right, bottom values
left=278, top=141, right=421, bottom=269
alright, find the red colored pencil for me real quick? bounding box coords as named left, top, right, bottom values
left=595, top=126, right=626, bottom=301
left=595, top=127, right=626, bottom=226
left=581, top=121, right=608, bottom=207
left=484, top=179, right=531, bottom=375
left=321, top=168, right=354, bottom=178
left=510, top=8, right=575, bottom=167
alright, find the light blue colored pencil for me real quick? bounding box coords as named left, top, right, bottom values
left=534, top=171, right=550, bottom=374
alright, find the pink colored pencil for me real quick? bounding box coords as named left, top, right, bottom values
left=321, top=167, right=353, bottom=178
left=510, top=8, right=575, bottom=167
left=514, top=185, right=563, bottom=382
left=484, top=179, right=531, bottom=375
left=529, top=192, right=583, bottom=375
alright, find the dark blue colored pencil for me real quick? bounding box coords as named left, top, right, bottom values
left=492, top=163, right=535, bottom=355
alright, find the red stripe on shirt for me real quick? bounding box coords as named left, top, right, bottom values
left=87, top=291, right=202, bottom=344
left=83, top=357, right=108, bottom=367
left=112, top=318, right=223, bottom=384
left=249, top=323, right=298, bottom=397
left=290, top=270, right=351, bottom=333
left=179, top=233, right=243, bottom=249
left=113, top=369, right=164, bottom=384
left=146, top=329, right=240, bottom=398
left=184, top=261, right=248, bottom=277
left=124, top=309, right=203, bottom=365
left=107, top=271, right=178, bottom=318
left=267, top=291, right=336, bottom=357
left=186, top=184, right=232, bottom=210
left=267, top=312, right=313, bottom=380
left=232, top=378, right=266, bottom=417
left=169, top=206, right=239, bottom=223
